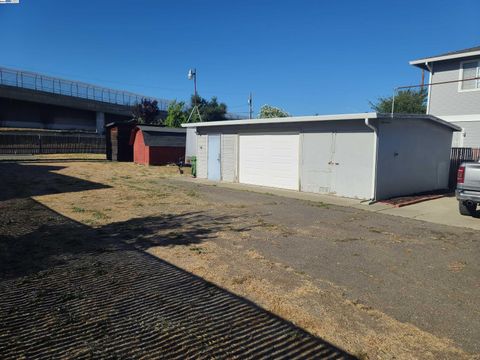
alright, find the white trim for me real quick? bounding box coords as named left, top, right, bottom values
left=410, top=50, right=480, bottom=66
left=458, top=59, right=480, bottom=92
left=437, top=115, right=480, bottom=123
left=364, top=118, right=378, bottom=202
left=205, top=134, right=209, bottom=179
left=235, top=134, right=239, bottom=182
left=426, top=63, right=433, bottom=114
left=182, top=112, right=378, bottom=128
left=298, top=132, right=303, bottom=191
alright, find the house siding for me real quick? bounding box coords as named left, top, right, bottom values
left=185, top=127, right=197, bottom=163
left=196, top=134, right=208, bottom=179
left=451, top=121, right=480, bottom=148
left=221, top=134, right=237, bottom=182
left=429, top=57, right=480, bottom=116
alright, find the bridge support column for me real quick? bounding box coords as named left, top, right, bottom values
left=96, top=112, right=105, bottom=135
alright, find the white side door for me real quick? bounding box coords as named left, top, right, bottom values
left=300, top=132, right=335, bottom=193
left=330, top=132, right=374, bottom=199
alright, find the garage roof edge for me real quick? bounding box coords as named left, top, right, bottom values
left=181, top=112, right=378, bottom=128
left=182, top=112, right=460, bottom=131
left=376, top=114, right=462, bottom=131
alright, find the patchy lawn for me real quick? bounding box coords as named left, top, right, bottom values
left=0, top=159, right=352, bottom=359
left=1, top=156, right=479, bottom=359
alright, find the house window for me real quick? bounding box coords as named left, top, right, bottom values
left=460, top=60, right=480, bottom=91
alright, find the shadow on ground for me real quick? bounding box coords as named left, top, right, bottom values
left=0, top=164, right=355, bottom=358
left=0, top=163, right=110, bottom=201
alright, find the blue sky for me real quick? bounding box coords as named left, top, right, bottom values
left=0, top=0, right=478, bottom=116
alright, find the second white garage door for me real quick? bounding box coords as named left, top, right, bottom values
left=239, top=134, right=299, bottom=190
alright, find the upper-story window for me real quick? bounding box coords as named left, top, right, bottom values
left=460, top=60, right=480, bottom=91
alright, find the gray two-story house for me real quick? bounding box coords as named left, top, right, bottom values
left=410, top=46, right=480, bottom=147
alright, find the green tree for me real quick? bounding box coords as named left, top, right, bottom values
left=164, top=100, right=187, bottom=127
left=258, top=104, right=290, bottom=118
left=132, top=98, right=161, bottom=124
left=369, top=88, right=427, bottom=114
left=186, top=95, right=228, bottom=122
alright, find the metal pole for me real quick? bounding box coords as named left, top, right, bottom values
left=193, top=69, right=197, bottom=107
left=248, top=92, right=253, bottom=119
left=391, top=87, right=397, bottom=117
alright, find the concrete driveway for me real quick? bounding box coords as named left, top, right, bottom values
left=371, top=196, right=480, bottom=230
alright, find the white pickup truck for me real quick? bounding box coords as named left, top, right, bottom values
left=456, top=162, right=480, bottom=216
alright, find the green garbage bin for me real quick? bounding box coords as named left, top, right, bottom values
left=191, top=156, right=197, bottom=178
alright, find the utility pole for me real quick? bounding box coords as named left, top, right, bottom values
left=187, top=68, right=202, bottom=122
left=193, top=69, right=198, bottom=105
left=248, top=92, right=253, bottom=119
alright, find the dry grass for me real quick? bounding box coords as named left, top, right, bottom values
left=26, top=156, right=474, bottom=359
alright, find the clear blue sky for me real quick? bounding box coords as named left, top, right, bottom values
left=0, top=0, right=478, bottom=116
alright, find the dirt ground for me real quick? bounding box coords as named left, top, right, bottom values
left=1, top=155, right=479, bottom=359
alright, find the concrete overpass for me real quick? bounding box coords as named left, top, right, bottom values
left=0, top=66, right=170, bottom=134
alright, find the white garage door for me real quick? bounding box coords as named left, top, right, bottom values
left=239, top=134, right=299, bottom=190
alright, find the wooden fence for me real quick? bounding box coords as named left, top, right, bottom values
left=449, top=147, right=480, bottom=188
left=0, top=133, right=105, bottom=154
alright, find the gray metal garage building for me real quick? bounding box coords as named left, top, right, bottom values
left=182, top=113, right=460, bottom=200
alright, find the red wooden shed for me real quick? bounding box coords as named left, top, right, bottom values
left=130, top=125, right=186, bottom=166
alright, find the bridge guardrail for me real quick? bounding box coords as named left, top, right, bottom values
left=0, top=66, right=170, bottom=110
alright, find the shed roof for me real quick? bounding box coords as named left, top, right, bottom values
left=181, top=112, right=461, bottom=131
left=137, top=125, right=186, bottom=133
left=132, top=126, right=186, bottom=147
left=410, top=45, right=480, bottom=70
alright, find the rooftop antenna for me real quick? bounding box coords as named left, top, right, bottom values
left=186, top=68, right=202, bottom=122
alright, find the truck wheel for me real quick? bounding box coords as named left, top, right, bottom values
left=459, top=201, right=477, bottom=216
